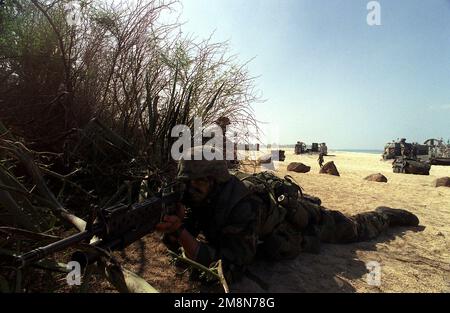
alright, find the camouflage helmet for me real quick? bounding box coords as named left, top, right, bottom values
left=177, top=146, right=231, bottom=183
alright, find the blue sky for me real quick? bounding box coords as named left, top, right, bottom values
left=173, top=0, right=450, bottom=149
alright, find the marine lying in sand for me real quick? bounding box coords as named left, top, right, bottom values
left=156, top=147, right=420, bottom=284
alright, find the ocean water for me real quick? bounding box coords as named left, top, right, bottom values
left=331, top=149, right=383, bottom=155
left=269, top=145, right=384, bottom=154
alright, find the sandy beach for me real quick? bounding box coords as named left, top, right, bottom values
left=233, top=149, right=450, bottom=292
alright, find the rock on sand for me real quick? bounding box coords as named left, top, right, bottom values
left=287, top=162, right=311, bottom=173
left=319, top=161, right=340, bottom=176
left=364, top=173, right=388, bottom=183
left=434, top=177, right=450, bottom=187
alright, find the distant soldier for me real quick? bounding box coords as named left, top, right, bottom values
left=156, top=148, right=420, bottom=284
left=295, top=142, right=301, bottom=155
left=318, top=152, right=324, bottom=168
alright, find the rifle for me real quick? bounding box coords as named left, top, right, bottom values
left=16, top=181, right=186, bottom=269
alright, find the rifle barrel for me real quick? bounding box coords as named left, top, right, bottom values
left=17, top=226, right=102, bottom=268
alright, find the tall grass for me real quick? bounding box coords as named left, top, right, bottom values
left=0, top=0, right=260, bottom=162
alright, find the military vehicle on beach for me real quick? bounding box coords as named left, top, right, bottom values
left=382, top=140, right=403, bottom=160
left=295, top=141, right=328, bottom=155
left=383, top=138, right=450, bottom=165
left=294, top=141, right=306, bottom=154
left=392, top=156, right=431, bottom=175
left=424, top=138, right=450, bottom=165
left=382, top=138, right=428, bottom=160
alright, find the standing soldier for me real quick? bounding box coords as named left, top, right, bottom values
left=215, top=116, right=239, bottom=166
left=295, top=142, right=301, bottom=155
left=318, top=152, right=324, bottom=168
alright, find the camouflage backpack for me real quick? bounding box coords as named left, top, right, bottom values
left=232, top=171, right=319, bottom=260
left=233, top=171, right=318, bottom=236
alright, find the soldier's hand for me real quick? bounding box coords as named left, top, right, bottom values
left=172, top=202, right=185, bottom=220
left=156, top=215, right=183, bottom=234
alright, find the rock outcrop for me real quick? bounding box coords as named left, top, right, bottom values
left=364, top=173, right=388, bottom=183
left=435, top=177, right=450, bottom=187
left=319, top=161, right=340, bottom=176
left=287, top=162, right=311, bottom=173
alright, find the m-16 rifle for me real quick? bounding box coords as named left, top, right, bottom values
left=16, top=181, right=186, bottom=269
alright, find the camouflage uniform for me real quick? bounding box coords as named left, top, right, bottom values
left=181, top=175, right=259, bottom=277
left=167, top=154, right=419, bottom=282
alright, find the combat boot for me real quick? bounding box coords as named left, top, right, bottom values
left=375, top=206, right=419, bottom=227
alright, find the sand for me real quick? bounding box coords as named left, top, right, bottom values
left=233, top=149, right=450, bottom=292
left=108, top=149, right=450, bottom=293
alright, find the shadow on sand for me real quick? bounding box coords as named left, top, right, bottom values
left=230, top=225, right=425, bottom=293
